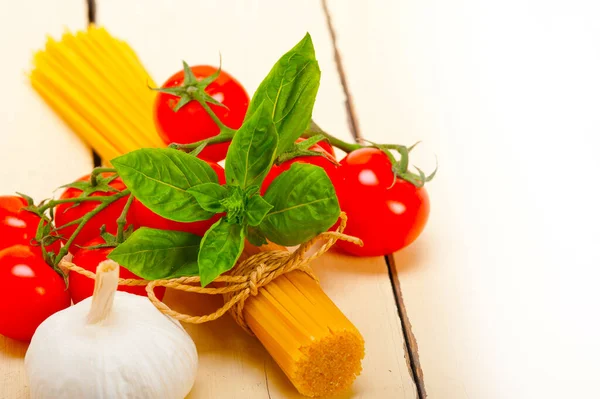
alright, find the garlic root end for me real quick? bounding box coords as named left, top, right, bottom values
left=87, top=260, right=120, bottom=324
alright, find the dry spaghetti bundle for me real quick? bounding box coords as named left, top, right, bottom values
left=30, top=26, right=164, bottom=160
left=238, top=242, right=365, bottom=397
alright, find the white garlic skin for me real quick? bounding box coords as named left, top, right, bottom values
left=25, top=292, right=198, bottom=399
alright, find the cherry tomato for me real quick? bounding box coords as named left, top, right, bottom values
left=69, top=237, right=165, bottom=304
left=154, top=65, right=249, bottom=162
left=0, top=245, right=70, bottom=342
left=261, top=138, right=338, bottom=194
left=54, top=173, right=132, bottom=251
left=335, top=148, right=430, bottom=257
left=0, top=196, right=60, bottom=255
left=131, top=161, right=226, bottom=235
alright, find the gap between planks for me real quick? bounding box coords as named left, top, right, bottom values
left=386, top=255, right=426, bottom=398
left=320, top=0, right=426, bottom=397
left=86, top=0, right=102, bottom=167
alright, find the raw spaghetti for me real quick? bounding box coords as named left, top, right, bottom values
left=30, top=26, right=164, bottom=162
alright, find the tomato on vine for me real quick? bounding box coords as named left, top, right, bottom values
left=154, top=64, right=249, bottom=162
left=69, top=237, right=165, bottom=304
left=335, top=148, right=430, bottom=257
left=54, top=173, right=132, bottom=251
left=0, top=245, right=71, bottom=342
left=1, top=196, right=45, bottom=250
left=0, top=196, right=60, bottom=255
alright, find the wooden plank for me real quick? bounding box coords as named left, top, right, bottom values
left=0, top=2, right=92, bottom=399
left=326, top=1, right=600, bottom=398
left=0, top=1, right=416, bottom=398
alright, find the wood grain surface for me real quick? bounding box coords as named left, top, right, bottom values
left=8, top=1, right=599, bottom=398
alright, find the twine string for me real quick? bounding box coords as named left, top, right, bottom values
left=60, top=213, right=361, bottom=334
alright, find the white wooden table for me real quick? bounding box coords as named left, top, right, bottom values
left=2, top=1, right=600, bottom=398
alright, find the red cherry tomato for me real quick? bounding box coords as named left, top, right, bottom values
left=131, top=161, right=226, bottom=235
left=335, top=148, right=430, bottom=257
left=154, top=65, right=249, bottom=162
left=0, top=245, right=70, bottom=342
left=69, top=237, right=165, bottom=304
left=261, top=138, right=338, bottom=194
left=0, top=196, right=60, bottom=255
left=54, top=173, right=132, bottom=251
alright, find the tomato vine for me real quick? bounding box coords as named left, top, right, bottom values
left=21, top=172, right=131, bottom=276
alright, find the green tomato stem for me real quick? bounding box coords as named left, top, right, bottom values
left=396, top=146, right=410, bottom=174
left=195, top=97, right=236, bottom=136
left=52, top=189, right=130, bottom=267
left=304, top=121, right=362, bottom=153
left=170, top=128, right=236, bottom=152
left=37, top=195, right=118, bottom=213
left=34, top=215, right=53, bottom=265
left=90, top=167, right=117, bottom=186
left=275, top=148, right=339, bottom=166
left=53, top=217, right=81, bottom=231
left=116, top=195, right=134, bottom=243
left=306, top=119, right=436, bottom=188
left=306, top=120, right=414, bottom=154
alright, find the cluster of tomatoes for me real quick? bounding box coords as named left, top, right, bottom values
left=0, top=163, right=227, bottom=342
left=0, top=196, right=68, bottom=342
left=0, top=64, right=429, bottom=343
left=155, top=65, right=431, bottom=257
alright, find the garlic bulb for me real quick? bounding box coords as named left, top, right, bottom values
left=25, top=260, right=198, bottom=399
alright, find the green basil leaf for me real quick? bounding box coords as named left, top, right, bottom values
left=197, top=219, right=245, bottom=286
left=108, top=227, right=201, bottom=280
left=112, top=148, right=217, bottom=222
left=245, top=185, right=260, bottom=197
left=188, top=183, right=227, bottom=213
left=245, top=195, right=273, bottom=226
left=247, top=33, right=321, bottom=155
left=260, top=163, right=340, bottom=246
left=245, top=225, right=267, bottom=247
left=220, top=186, right=245, bottom=224
left=225, top=102, right=278, bottom=188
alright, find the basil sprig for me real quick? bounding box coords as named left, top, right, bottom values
left=112, top=34, right=339, bottom=286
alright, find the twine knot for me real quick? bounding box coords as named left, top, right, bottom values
left=248, top=264, right=265, bottom=297
left=60, top=212, right=362, bottom=335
